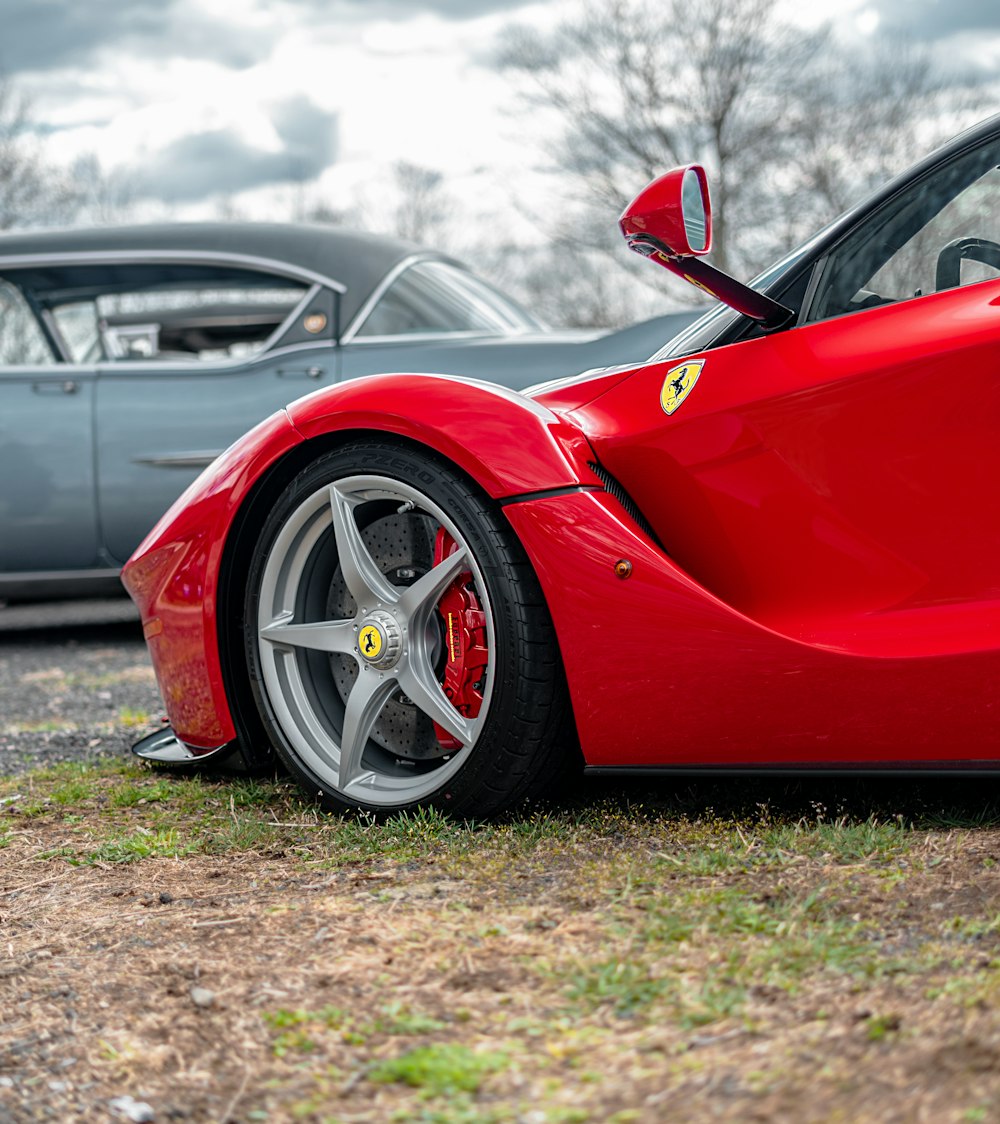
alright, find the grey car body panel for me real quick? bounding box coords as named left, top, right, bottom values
left=0, top=365, right=99, bottom=572
left=0, top=222, right=699, bottom=600
left=94, top=347, right=339, bottom=563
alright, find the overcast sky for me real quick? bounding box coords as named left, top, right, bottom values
left=4, top=0, right=1000, bottom=228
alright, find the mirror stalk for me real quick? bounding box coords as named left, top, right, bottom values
left=626, top=233, right=794, bottom=331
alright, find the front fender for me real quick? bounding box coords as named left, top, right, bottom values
left=286, top=373, right=600, bottom=496
left=123, top=373, right=600, bottom=751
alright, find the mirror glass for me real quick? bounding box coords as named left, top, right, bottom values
left=681, top=168, right=708, bottom=253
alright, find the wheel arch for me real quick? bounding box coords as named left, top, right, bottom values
left=216, top=421, right=587, bottom=766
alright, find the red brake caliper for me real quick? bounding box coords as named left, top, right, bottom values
left=432, top=528, right=488, bottom=751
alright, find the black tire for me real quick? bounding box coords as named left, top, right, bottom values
left=243, top=440, right=573, bottom=818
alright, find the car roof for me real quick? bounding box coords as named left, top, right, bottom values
left=0, top=222, right=438, bottom=332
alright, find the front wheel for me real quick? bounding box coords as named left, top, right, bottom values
left=244, top=441, right=572, bottom=818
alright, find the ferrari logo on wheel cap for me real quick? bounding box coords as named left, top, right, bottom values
left=359, top=624, right=384, bottom=660
left=357, top=610, right=402, bottom=670
left=661, top=359, right=704, bottom=415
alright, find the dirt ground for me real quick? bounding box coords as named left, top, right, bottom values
left=0, top=599, right=162, bottom=777
left=5, top=772, right=1000, bottom=1123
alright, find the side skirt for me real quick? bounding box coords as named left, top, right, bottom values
left=585, top=763, right=1000, bottom=778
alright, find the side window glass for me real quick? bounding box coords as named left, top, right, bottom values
left=0, top=280, right=55, bottom=365
left=354, top=260, right=538, bottom=338
left=95, top=283, right=307, bottom=361
left=808, top=142, right=1000, bottom=323
left=19, top=263, right=310, bottom=363
left=52, top=301, right=101, bottom=363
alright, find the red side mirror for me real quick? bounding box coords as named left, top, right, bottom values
left=619, top=164, right=793, bottom=331
left=619, top=165, right=712, bottom=257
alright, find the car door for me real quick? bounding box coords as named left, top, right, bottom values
left=90, top=265, right=339, bottom=564
left=0, top=278, right=99, bottom=576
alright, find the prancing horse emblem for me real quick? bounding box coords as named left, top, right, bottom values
left=358, top=624, right=384, bottom=661
left=660, top=359, right=705, bottom=415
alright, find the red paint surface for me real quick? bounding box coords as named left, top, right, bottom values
left=124, top=281, right=1000, bottom=767
left=566, top=280, right=1000, bottom=656
left=504, top=489, right=1000, bottom=766
left=122, top=375, right=598, bottom=749
left=288, top=373, right=600, bottom=498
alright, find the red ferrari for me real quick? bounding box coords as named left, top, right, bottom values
left=123, top=114, right=1000, bottom=817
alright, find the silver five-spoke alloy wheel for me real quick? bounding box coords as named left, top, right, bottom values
left=254, top=472, right=495, bottom=808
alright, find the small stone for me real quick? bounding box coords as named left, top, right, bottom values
left=109, top=1095, right=155, bottom=1122
left=190, top=987, right=215, bottom=1008
left=158, top=892, right=174, bottom=905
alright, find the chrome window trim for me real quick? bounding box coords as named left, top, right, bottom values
left=345, top=329, right=515, bottom=346
left=0, top=249, right=348, bottom=295
left=93, top=336, right=333, bottom=375
left=339, top=252, right=438, bottom=344
left=261, top=282, right=323, bottom=351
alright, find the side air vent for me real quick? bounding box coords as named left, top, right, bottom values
left=587, top=461, right=662, bottom=546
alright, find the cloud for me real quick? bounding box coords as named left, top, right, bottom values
left=0, top=0, right=269, bottom=75
left=128, top=99, right=339, bottom=202
left=866, top=0, right=1000, bottom=39
left=284, top=0, right=535, bottom=21
left=0, top=0, right=535, bottom=78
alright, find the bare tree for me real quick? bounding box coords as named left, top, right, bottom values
left=68, top=153, right=135, bottom=226
left=496, top=0, right=988, bottom=323
left=391, top=160, right=453, bottom=247
left=0, top=75, right=83, bottom=230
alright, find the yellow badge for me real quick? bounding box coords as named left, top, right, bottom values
left=359, top=624, right=384, bottom=661
left=660, top=359, right=704, bottom=415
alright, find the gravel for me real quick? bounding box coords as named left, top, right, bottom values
left=0, top=598, right=165, bottom=777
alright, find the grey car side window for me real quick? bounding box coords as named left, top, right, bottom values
left=0, top=280, right=56, bottom=365
left=31, top=264, right=310, bottom=364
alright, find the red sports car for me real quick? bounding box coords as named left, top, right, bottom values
left=123, top=114, right=1000, bottom=817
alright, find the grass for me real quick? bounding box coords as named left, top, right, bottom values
left=370, top=1042, right=510, bottom=1095
left=6, top=758, right=1000, bottom=1121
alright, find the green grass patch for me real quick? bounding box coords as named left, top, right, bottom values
left=370, top=1042, right=509, bottom=1096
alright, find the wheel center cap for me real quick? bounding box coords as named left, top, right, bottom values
left=357, top=610, right=402, bottom=670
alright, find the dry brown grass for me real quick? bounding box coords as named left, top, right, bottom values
left=3, top=763, right=1000, bottom=1122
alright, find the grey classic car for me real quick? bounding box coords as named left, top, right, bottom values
left=0, top=223, right=696, bottom=601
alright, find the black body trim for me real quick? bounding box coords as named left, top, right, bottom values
left=499, top=484, right=601, bottom=506
left=585, top=763, right=1000, bottom=778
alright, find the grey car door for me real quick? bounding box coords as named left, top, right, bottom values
left=0, top=280, right=99, bottom=575
left=94, top=344, right=337, bottom=564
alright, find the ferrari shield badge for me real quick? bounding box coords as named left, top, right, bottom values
left=660, top=359, right=704, bottom=415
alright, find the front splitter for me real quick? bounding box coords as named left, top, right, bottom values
left=132, top=726, right=234, bottom=765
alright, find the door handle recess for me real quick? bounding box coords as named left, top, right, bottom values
left=277, top=367, right=324, bottom=379
left=33, top=380, right=79, bottom=395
